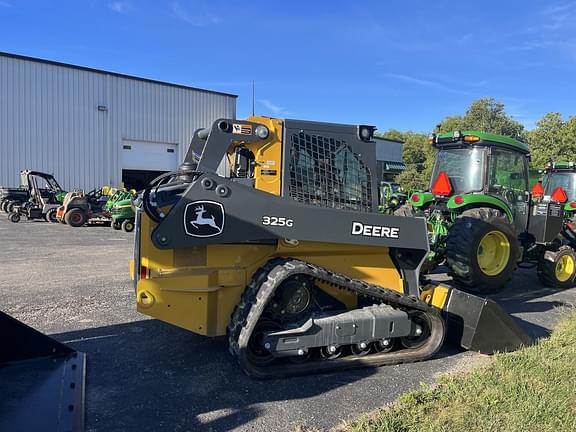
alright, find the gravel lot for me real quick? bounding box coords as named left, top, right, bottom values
left=1, top=217, right=575, bottom=432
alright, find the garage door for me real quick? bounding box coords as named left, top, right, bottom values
left=121, top=140, right=178, bottom=171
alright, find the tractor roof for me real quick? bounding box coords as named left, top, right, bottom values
left=434, top=130, right=529, bottom=154
left=544, top=161, right=576, bottom=172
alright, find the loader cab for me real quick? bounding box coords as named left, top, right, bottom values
left=190, top=116, right=380, bottom=213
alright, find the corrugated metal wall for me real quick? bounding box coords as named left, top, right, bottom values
left=0, top=54, right=236, bottom=190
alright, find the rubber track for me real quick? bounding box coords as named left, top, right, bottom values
left=227, top=258, right=445, bottom=379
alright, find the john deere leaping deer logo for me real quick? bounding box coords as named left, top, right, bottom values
left=184, top=200, right=225, bottom=237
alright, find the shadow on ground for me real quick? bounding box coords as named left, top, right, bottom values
left=54, top=319, right=397, bottom=432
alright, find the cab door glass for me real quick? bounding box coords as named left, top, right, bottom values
left=488, top=149, right=528, bottom=203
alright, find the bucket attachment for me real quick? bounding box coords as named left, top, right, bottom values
left=442, top=288, right=534, bottom=354
left=0, top=311, right=85, bottom=432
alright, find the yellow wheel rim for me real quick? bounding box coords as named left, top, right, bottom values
left=555, top=254, right=575, bottom=282
left=477, top=231, right=511, bottom=276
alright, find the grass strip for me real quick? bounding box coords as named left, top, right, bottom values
left=345, top=309, right=576, bottom=432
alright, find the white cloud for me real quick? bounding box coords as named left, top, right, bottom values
left=109, top=1, right=133, bottom=13
left=257, top=99, right=293, bottom=116
left=507, top=40, right=557, bottom=52
left=384, top=74, right=473, bottom=96
left=171, top=2, right=220, bottom=26
left=542, top=2, right=576, bottom=16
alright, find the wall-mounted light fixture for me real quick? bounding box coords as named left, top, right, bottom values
left=97, top=105, right=108, bottom=112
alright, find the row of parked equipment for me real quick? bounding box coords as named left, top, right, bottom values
left=0, top=170, right=136, bottom=231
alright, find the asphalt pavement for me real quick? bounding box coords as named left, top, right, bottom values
left=1, top=217, right=575, bottom=432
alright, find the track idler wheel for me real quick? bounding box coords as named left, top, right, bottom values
left=374, top=338, right=395, bottom=353
left=246, top=319, right=282, bottom=366
left=320, top=345, right=343, bottom=359
left=400, top=312, right=431, bottom=349
left=350, top=342, right=372, bottom=356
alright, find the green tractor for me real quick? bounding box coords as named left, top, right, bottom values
left=536, top=161, right=576, bottom=222
left=397, top=131, right=576, bottom=292
left=378, top=181, right=407, bottom=214
left=109, top=190, right=136, bottom=232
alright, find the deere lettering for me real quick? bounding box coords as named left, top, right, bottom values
left=351, top=221, right=400, bottom=238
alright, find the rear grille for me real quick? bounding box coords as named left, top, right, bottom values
left=288, top=132, right=372, bottom=212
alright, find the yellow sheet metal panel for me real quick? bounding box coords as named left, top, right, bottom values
left=420, top=284, right=450, bottom=310
left=276, top=240, right=404, bottom=294
left=247, top=116, right=283, bottom=196
left=136, top=211, right=406, bottom=337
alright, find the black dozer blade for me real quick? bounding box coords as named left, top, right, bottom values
left=443, top=288, right=534, bottom=354
left=0, top=311, right=85, bottom=432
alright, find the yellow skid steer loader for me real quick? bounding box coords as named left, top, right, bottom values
left=132, top=116, right=532, bottom=378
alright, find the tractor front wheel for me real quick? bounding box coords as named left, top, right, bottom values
left=44, top=208, right=58, bottom=223
left=537, top=245, right=576, bottom=289
left=446, top=208, right=518, bottom=293
left=65, top=208, right=87, bottom=227
left=121, top=219, right=135, bottom=232
left=8, top=212, right=20, bottom=223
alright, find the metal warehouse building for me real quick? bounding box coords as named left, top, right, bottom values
left=0, top=52, right=237, bottom=191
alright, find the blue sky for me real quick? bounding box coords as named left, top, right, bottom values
left=1, top=0, right=575, bottom=133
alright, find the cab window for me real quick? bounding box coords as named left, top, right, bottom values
left=488, top=148, right=528, bottom=194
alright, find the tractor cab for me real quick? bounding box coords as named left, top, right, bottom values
left=379, top=181, right=407, bottom=213
left=400, top=131, right=574, bottom=293
left=538, top=161, right=576, bottom=214
left=411, top=131, right=531, bottom=234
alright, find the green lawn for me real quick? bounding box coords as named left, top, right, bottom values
left=345, top=309, right=576, bottom=432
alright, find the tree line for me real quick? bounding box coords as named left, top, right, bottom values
left=378, top=97, right=576, bottom=191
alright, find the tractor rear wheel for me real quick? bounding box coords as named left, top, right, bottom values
left=1, top=200, right=9, bottom=213
left=7, top=201, right=20, bottom=213
left=65, top=208, right=87, bottom=227
left=537, top=245, right=576, bottom=289
left=446, top=208, right=518, bottom=293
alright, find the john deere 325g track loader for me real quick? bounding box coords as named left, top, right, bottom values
left=132, top=117, right=531, bottom=378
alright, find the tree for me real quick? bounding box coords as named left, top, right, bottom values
left=527, top=112, right=565, bottom=168
left=382, top=98, right=533, bottom=191
left=561, top=116, right=576, bottom=160
left=434, top=115, right=464, bottom=133
left=380, top=130, right=434, bottom=191
left=435, top=98, right=526, bottom=141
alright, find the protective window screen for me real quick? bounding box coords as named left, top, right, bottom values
left=288, top=132, right=372, bottom=211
